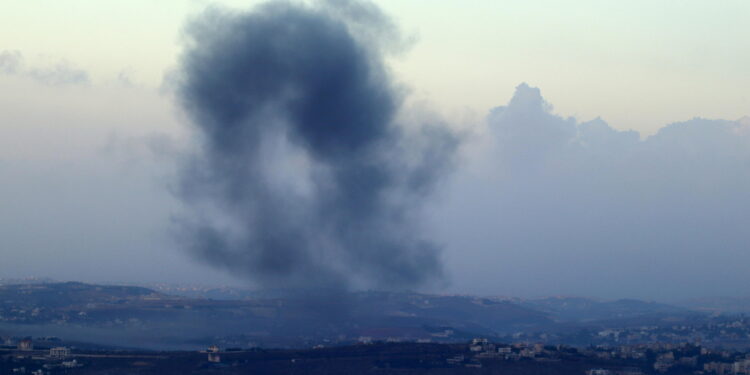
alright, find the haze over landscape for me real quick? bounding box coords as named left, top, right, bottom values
left=1, top=0, right=749, bottom=302
left=5, top=2, right=750, bottom=374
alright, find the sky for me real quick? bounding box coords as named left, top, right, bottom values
left=0, top=0, right=748, bottom=301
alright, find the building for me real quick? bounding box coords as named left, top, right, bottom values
left=469, top=338, right=495, bottom=353
left=733, top=359, right=750, bottom=375
left=654, top=352, right=675, bottom=373
left=208, top=352, right=221, bottom=363
left=61, top=359, right=81, bottom=368
left=471, top=338, right=489, bottom=345
left=446, top=355, right=464, bottom=365
left=17, top=338, right=33, bottom=351
left=704, top=362, right=733, bottom=375
left=653, top=360, right=673, bottom=373
left=678, top=356, right=697, bottom=367
left=520, top=348, right=536, bottom=358
left=618, top=367, right=645, bottom=375
left=357, top=336, right=373, bottom=344
left=49, top=347, right=71, bottom=359
left=207, top=345, right=221, bottom=363
left=469, top=338, right=488, bottom=352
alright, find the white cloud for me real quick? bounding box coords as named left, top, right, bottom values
left=435, top=83, right=750, bottom=300
left=0, top=50, right=89, bottom=86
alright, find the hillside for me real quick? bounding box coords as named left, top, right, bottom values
left=0, top=282, right=703, bottom=349
left=520, top=296, right=689, bottom=322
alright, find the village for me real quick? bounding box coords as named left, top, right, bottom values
left=5, top=335, right=750, bottom=374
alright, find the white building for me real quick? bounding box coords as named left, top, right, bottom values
left=49, top=347, right=71, bottom=359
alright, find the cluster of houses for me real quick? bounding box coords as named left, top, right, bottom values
left=0, top=337, right=81, bottom=374
left=515, top=317, right=750, bottom=349
left=455, top=339, right=750, bottom=374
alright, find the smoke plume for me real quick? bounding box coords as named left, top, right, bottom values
left=173, top=0, right=457, bottom=291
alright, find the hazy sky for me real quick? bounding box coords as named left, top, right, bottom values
left=1, top=0, right=747, bottom=131
left=0, top=0, right=748, bottom=300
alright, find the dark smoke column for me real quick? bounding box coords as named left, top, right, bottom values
left=174, top=0, right=456, bottom=291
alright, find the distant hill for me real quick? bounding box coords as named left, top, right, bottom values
left=0, top=282, right=553, bottom=349
left=0, top=281, right=705, bottom=349
left=520, top=296, right=690, bottom=322
left=676, top=296, right=750, bottom=314
left=0, top=281, right=164, bottom=308
left=0, top=277, right=57, bottom=285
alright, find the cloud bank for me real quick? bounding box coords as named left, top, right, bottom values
left=435, top=83, right=750, bottom=300
left=173, top=0, right=457, bottom=291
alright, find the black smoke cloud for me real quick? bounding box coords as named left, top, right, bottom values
left=174, top=0, right=457, bottom=291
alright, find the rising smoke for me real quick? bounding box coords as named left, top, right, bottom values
left=173, top=0, right=457, bottom=291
